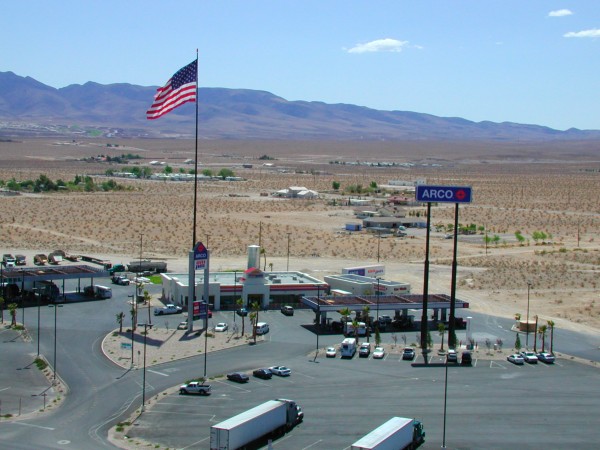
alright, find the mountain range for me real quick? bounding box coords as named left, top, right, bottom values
left=1, top=70, right=599, bottom=141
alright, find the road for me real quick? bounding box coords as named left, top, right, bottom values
left=1, top=276, right=600, bottom=449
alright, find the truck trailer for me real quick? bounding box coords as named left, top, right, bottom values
left=351, top=417, right=425, bottom=450
left=210, top=399, right=301, bottom=450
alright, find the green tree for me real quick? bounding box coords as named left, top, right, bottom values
left=8, top=302, right=18, bottom=327
left=438, top=323, right=446, bottom=351
left=514, top=333, right=522, bottom=351
left=332, top=181, right=340, bottom=190
left=116, top=312, right=125, bottom=333
left=352, top=318, right=360, bottom=344
left=217, top=168, right=234, bottom=179
left=375, top=327, right=381, bottom=346
left=340, top=307, right=351, bottom=331
left=202, top=169, right=213, bottom=177
left=0, top=295, right=5, bottom=323
left=515, top=231, right=525, bottom=245
left=163, top=165, right=173, bottom=174
left=260, top=248, right=267, bottom=271
left=370, top=181, right=377, bottom=189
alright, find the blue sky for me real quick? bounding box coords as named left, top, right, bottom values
left=2, top=1, right=598, bottom=130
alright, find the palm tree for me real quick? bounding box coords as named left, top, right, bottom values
left=438, top=323, right=446, bottom=351
left=537, top=325, right=548, bottom=352
left=250, top=301, right=260, bottom=343
left=130, top=305, right=136, bottom=332
left=352, top=318, right=360, bottom=344
left=8, top=302, right=18, bottom=327
left=260, top=248, right=267, bottom=271
left=362, top=305, right=370, bottom=342
left=268, top=262, right=273, bottom=272
left=547, top=320, right=555, bottom=354
left=340, top=307, right=351, bottom=335
left=116, top=312, right=125, bottom=333
left=236, top=298, right=245, bottom=335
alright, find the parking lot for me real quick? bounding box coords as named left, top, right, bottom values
left=122, top=331, right=600, bottom=450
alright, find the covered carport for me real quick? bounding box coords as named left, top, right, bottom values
left=301, top=293, right=470, bottom=329
left=1, top=265, right=109, bottom=305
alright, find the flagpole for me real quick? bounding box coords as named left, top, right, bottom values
left=192, top=50, right=199, bottom=248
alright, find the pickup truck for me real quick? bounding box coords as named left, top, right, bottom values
left=2, top=254, right=16, bottom=268
left=179, top=381, right=211, bottom=395
left=111, top=275, right=130, bottom=286
left=154, top=304, right=183, bottom=316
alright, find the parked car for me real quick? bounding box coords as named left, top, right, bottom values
left=179, top=381, right=211, bottom=395
left=446, top=349, right=458, bottom=363
left=520, top=351, right=539, bottom=364
left=402, top=348, right=416, bottom=360
left=537, top=352, right=555, bottom=364
left=226, top=372, right=249, bottom=383
left=378, top=315, right=393, bottom=325
left=507, top=353, right=525, bottom=365
left=359, top=342, right=371, bottom=357
left=252, top=368, right=272, bottom=380
left=280, top=305, right=294, bottom=316
left=215, top=322, right=228, bottom=332
left=177, top=321, right=188, bottom=330
left=154, top=304, right=183, bottom=316
left=373, top=347, right=385, bottom=359
left=326, top=347, right=337, bottom=358
left=254, top=322, right=269, bottom=335
left=236, top=308, right=248, bottom=317
left=269, top=366, right=291, bottom=376
left=461, top=351, right=473, bottom=365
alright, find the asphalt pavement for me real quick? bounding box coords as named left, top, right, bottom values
left=2, top=275, right=600, bottom=449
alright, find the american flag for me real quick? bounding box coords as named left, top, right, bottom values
left=146, top=60, right=197, bottom=120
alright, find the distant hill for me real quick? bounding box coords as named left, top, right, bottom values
left=1, top=70, right=599, bottom=141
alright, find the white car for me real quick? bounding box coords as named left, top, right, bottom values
left=520, top=351, right=539, bottom=364
left=537, top=352, right=555, bottom=364
left=215, top=322, right=228, bottom=332
left=373, top=347, right=385, bottom=359
left=507, top=353, right=525, bottom=365
left=326, top=347, right=337, bottom=358
left=269, top=366, right=291, bottom=376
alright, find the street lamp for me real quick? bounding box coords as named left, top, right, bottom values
left=128, top=294, right=135, bottom=366
left=33, top=288, right=40, bottom=357
left=376, top=277, right=381, bottom=323
left=315, top=285, right=321, bottom=360
left=286, top=233, right=291, bottom=272
left=137, top=322, right=152, bottom=412
left=377, top=230, right=381, bottom=262
left=526, top=282, right=532, bottom=348
left=233, top=271, right=237, bottom=323
left=48, top=304, right=63, bottom=384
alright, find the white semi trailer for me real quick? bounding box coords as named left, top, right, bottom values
left=210, top=399, right=302, bottom=450
left=351, top=417, right=425, bottom=450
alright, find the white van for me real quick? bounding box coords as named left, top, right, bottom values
left=254, top=322, right=269, bottom=335
left=94, top=285, right=113, bottom=299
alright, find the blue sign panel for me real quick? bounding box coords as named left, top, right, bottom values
left=416, top=185, right=473, bottom=203
left=194, top=242, right=208, bottom=260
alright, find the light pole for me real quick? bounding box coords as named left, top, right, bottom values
left=34, top=288, right=40, bottom=357
left=286, top=233, right=291, bottom=272
left=526, top=282, right=532, bottom=348
left=233, top=271, right=237, bottom=323
left=377, top=230, right=381, bottom=262
left=137, top=322, right=152, bottom=412
left=315, top=285, right=321, bottom=360
left=48, top=304, right=63, bottom=384
left=376, top=277, right=381, bottom=320
left=128, top=294, right=135, bottom=366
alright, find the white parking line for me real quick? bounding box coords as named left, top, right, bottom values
left=148, top=369, right=169, bottom=376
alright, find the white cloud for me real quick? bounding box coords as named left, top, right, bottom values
left=548, top=9, right=573, bottom=17
left=347, top=38, right=410, bottom=54
left=564, top=28, right=600, bottom=38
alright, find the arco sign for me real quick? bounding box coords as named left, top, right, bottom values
left=416, top=185, right=473, bottom=203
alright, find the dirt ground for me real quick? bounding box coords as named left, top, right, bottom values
left=1, top=138, right=599, bottom=336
